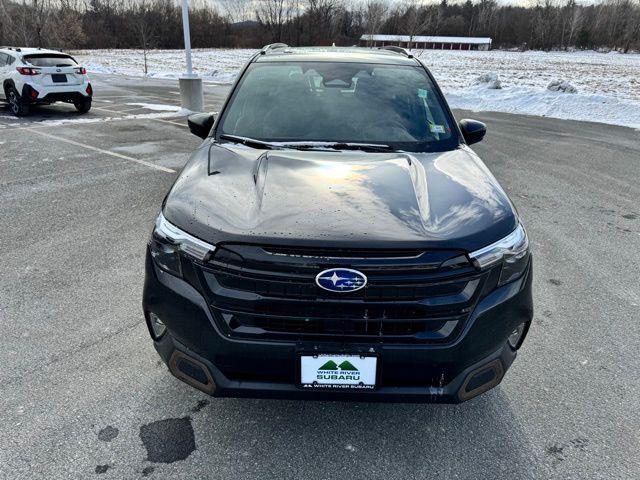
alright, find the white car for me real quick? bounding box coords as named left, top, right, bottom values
left=0, top=47, right=92, bottom=116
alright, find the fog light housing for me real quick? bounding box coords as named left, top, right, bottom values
left=149, top=239, right=182, bottom=277
left=148, top=312, right=167, bottom=339
left=507, top=323, right=526, bottom=349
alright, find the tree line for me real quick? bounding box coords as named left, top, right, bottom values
left=0, top=0, right=639, bottom=52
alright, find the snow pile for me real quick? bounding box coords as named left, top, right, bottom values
left=0, top=109, right=191, bottom=130
left=73, top=48, right=640, bottom=129
left=125, top=102, right=183, bottom=112
left=547, top=80, right=577, bottom=93
left=445, top=87, right=637, bottom=128
left=475, top=72, right=502, bottom=89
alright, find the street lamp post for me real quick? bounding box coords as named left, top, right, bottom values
left=181, top=0, right=193, bottom=75
left=178, top=0, right=204, bottom=112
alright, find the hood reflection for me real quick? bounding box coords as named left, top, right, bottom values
left=163, top=144, right=517, bottom=251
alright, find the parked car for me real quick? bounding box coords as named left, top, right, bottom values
left=0, top=47, right=92, bottom=116
left=143, top=45, right=533, bottom=403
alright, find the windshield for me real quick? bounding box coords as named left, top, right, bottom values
left=217, top=62, right=460, bottom=152
left=23, top=54, right=78, bottom=67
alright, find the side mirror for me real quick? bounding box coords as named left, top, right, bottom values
left=188, top=113, right=215, bottom=139
left=458, top=119, right=487, bottom=145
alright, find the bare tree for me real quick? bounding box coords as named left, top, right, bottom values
left=256, top=0, right=293, bottom=42
left=474, top=0, right=497, bottom=36
left=0, top=0, right=16, bottom=44
left=1, top=0, right=640, bottom=52
left=31, top=0, right=52, bottom=46
left=135, top=0, right=157, bottom=75
left=52, top=0, right=86, bottom=49
left=565, top=0, right=583, bottom=48
left=622, top=0, right=640, bottom=51
left=307, top=0, right=342, bottom=45
left=219, top=0, right=251, bottom=24
left=402, top=1, right=431, bottom=49
left=362, top=1, right=388, bottom=46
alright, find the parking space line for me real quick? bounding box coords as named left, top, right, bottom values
left=100, top=106, right=148, bottom=113
left=92, top=105, right=147, bottom=115
left=23, top=127, right=176, bottom=174
left=154, top=118, right=189, bottom=127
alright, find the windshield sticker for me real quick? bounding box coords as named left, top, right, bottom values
left=429, top=123, right=445, bottom=134
left=418, top=88, right=428, bottom=99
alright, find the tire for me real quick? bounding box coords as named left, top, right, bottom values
left=74, top=99, right=91, bottom=114
left=7, top=87, right=29, bottom=117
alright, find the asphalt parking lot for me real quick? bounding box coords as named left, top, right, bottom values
left=1, top=74, right=639, bottom=479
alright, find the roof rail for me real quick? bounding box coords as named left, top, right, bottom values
left=260, top=43, right=289, bottom=54
left=379, top=45, right=413, bottom=59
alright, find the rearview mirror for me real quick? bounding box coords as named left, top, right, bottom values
left=458, top=119, right=487, bottom=145
left=188, top=113, right=215, bottom=139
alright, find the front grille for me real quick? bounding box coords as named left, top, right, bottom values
left=220, top=310, right=460, bottom=340
left=197, top=244, right=487, bottom=343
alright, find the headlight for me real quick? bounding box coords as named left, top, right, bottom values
left=469, top=224, right=529, bottom=286
left=149, top=212, right=215, bottom=277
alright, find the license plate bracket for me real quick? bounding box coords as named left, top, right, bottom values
left=298, top=353, right=378, bottom=390
left=51, top=74, right=67, bottom=83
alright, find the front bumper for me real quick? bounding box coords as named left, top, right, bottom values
left=143, top=252, right=533, bottom=403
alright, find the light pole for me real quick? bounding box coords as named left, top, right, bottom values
left=181, top=0, right=193, bottom=75
left=178, top=0, right=204, bottom=112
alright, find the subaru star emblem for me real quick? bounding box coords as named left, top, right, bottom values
left=56, top=68, right=61, bottom=72
left=315, top=268, right=367, bottom=293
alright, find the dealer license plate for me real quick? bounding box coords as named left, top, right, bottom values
left=300, top=354, right=377, bottom=390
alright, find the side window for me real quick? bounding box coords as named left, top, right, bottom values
left=6, top=54, right=15, bottom=66
left=0, top=53, right=8, bottom=67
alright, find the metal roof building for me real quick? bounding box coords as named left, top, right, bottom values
left=360, top=34, right=492, bottom=51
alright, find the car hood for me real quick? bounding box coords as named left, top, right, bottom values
left=163, top=142, right=518, bottom=252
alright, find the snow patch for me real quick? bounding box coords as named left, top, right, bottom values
left=75, top=48, right=255, bottom=84
left=446, top=86, right=640, bottom=129
left=475, top=72, right=502, bottom=89
left=15, top=110, right=188, bottom=128
left=547, top=80, right=577, bottom=94
left=125, top=102, right=182, bottom=112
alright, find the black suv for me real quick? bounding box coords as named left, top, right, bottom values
left=143, top=45, right=533, bottom=403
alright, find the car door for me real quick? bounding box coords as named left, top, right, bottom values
left=0, top=53, right=8, bottom=100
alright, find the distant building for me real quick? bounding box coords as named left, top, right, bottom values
left=360, top=34, right=492, bottom=51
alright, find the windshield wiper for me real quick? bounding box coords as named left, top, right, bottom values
left=276, top=142, right=395, bottom=152
left=219, top=134, right=279, bottom=150
left=219, top=136, right=396, bottom=153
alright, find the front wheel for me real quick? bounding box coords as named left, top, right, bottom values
left=7, top=87, right=29, bottom=117
left=74, top=99, right=91, bottom=114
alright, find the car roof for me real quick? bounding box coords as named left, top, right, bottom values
left=0, top=47, right=69, bottom=56
left=253, top=46, right=420, bottom=66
